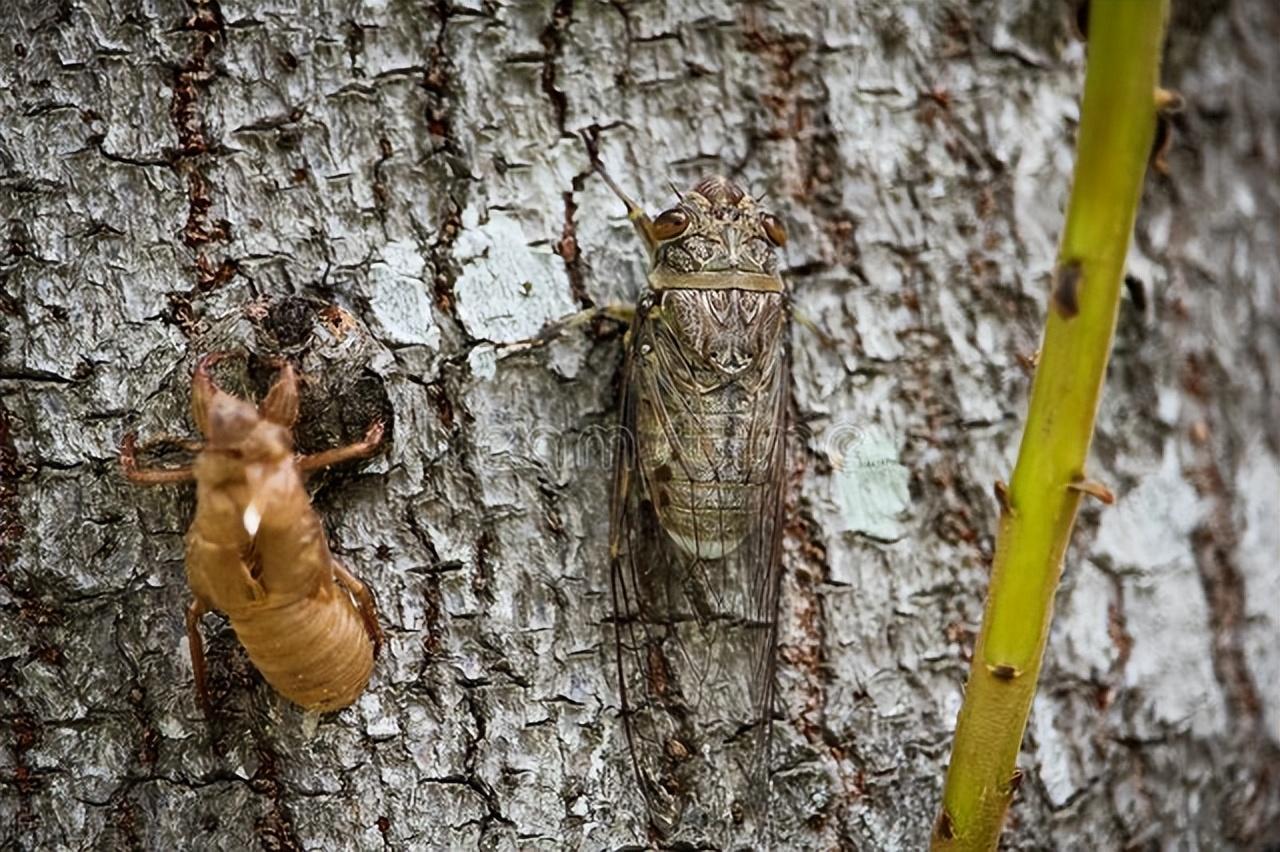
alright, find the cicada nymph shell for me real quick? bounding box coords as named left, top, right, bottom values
left=123, top=354, right=386, bottom=715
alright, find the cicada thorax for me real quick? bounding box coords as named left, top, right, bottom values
left=609, top=174, right=790, bottom=844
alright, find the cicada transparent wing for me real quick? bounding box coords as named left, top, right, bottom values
left=610, top=280, right=790, bottom=840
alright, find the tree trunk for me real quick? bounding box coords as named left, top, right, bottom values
left=2, top=0, right=1277, bottom=848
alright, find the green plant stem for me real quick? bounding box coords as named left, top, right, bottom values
left=933, top=3, right=1169, bottom=850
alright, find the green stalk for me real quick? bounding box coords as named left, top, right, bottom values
left=933, top=3, right=1169, bottom=849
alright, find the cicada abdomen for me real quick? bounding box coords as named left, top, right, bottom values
left=606, top=174, right=790, bottom=842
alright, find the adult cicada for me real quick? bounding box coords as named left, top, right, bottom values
left=601, top=172, right=790, bottom=840
left=122, top=353, right=385, bottom=715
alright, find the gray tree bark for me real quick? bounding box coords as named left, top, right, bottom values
left=1, top=0, right=1277, bottom=848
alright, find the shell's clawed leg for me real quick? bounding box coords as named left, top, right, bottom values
left=333, top=562, right=385, bottom=658
left=258, top=360, right=300, bottom=428
left=131, top=434, right=204, bottom=453
left=295, top=421, right=385, bottom=473
left=190, top=351, right=239, bottom=437
left=120, top=434, right=195, bottom=484
left=185, top=597, right=213, bottom=719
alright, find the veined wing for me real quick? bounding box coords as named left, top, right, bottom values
left=610, top=293, right=789, bottom=841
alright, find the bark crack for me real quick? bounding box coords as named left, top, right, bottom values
left=538, top=0, right=574, bottom=137
left=557, top=172, right=592, bottom=310
left=1179, top=353, right=1267, bottom=729
left=0, top=401, right=48, bottom=841
left=1179, top=348, right=1279, bottom=844
left=164, top=0, right=236, bottom=332
left=249, top=744, right=303, bottom=851
left=739, top=11, right=861, bottom=273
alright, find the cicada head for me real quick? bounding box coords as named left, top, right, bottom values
left=191, top=356, right=294, bottom=476
left=648, top=176, right=787, bottom=290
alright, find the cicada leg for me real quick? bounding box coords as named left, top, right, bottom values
left=120, top=434, right=195, bottom=484
left=295, top=420, right=385, bottom=473
left=258, top=360, right=300, bottom=428
left=133, top=434, right=204, bottom=452
left=544, top=304, right=635, bottom=337
left=495, top=304, right=636, bottom=358
left=185, top=597, right=213, bottom=719
left=190, top=351, right=239, bottom=438
left=332, top=562, right=385, bottom=658
left=790, top=308, right=839, bottom=349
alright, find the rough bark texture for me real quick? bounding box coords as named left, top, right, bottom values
left=1, top=0, right=1277, bottom=849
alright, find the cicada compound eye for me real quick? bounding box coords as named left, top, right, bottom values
left=760, top=213, right=787, bottom=247
left=652, top=208, right=691, bottom=241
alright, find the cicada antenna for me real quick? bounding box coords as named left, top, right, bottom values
left=594, top=161, right=658, bottom=257
left=579, top=126, right=658, bottom=255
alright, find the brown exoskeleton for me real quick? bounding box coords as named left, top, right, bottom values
left=122, top=353, right=386, bottom=715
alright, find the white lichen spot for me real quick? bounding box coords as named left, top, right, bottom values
left=453, top=209, right=578, bottom=344
left=157, top=714, right=191, bottom=740
left=1031, top=690, right=1083, bottom=807
left=827, top=423, right=911, bottom=542
left=360, top=692, right=401, bottom=739
left=1156, top=384, right=1181, bottom=425
left=1094, top=447, right=1205, bottom=567
left=1056, top=561, right=1119, bottom=673
left=367, top=239, right=439, bottom=348
left=467, top=343, right=498, bottom=380
left=1098, top=446, right=1223, bottom=736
